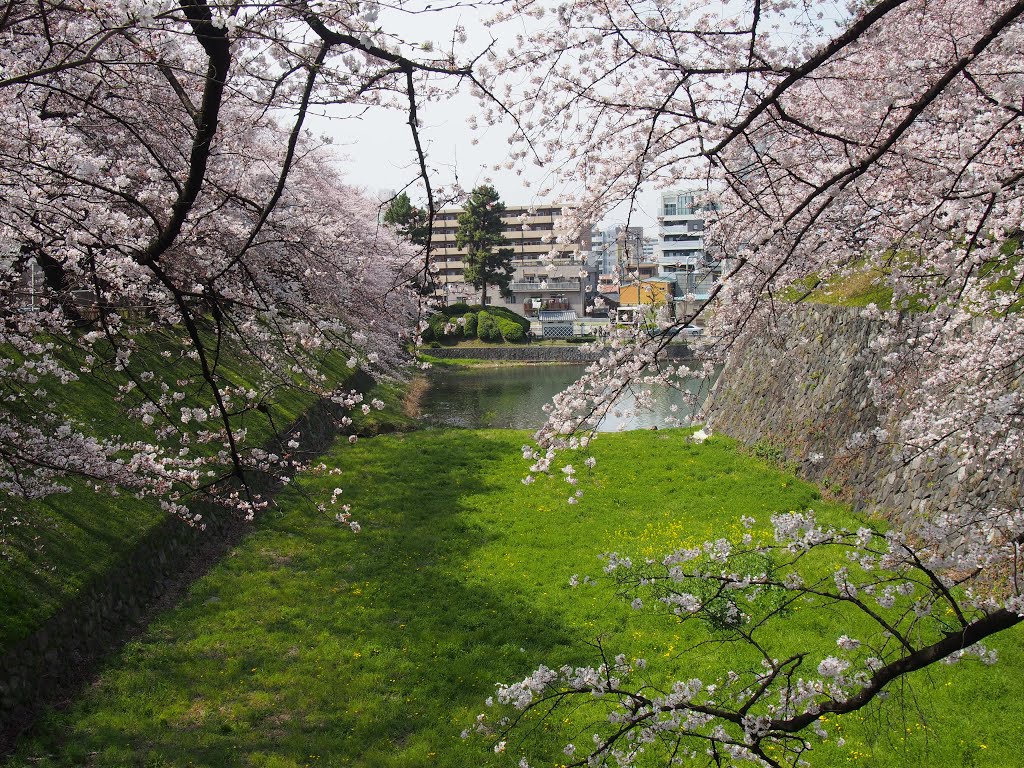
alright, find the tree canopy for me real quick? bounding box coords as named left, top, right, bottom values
left=383, top=193, right=430, bottom=248
left=0, top=0, right=466, bottom=516
left=455, top=185, right=516, bottom=307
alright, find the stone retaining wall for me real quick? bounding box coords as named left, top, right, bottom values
left=426, top=344, right=694, bottom=363
left=706, top=305, right=1022, bottom=521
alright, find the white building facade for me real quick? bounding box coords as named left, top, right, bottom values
left=654, top=190, right=722, bottom=320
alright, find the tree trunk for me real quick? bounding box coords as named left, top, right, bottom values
left=480, top=283, right=487, bottom=307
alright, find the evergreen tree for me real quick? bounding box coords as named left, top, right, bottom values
left=455, top=185, right=515, bottom=306
left=382, top=192, right=429, bottom=247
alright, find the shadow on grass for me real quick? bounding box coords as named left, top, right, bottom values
left=12, top=430, right=577, bottom=768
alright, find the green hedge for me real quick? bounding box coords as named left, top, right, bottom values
left=423, top=314, right=448, bottom=342
left=478, top=305, right=530, bottom=332
left=422, top=305, right=529, bottom=343
left=495, top=316, right=525, bottom=342
left=476, top=311, right=501, bottom=342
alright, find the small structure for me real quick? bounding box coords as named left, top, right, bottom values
left=537, top=309, right=578, bottom=339
left=619, top=278, right=675, bottom=310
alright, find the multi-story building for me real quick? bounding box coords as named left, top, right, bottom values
left=589, top=226, right=613, bottom=274
left=655, top=190, right=706, bottom=271
left=642, top=236, right=657, bottom=261
left=654, top=190, right=722, bottom=320
left=430, top=203, right=591, bottom=317
left=588, top=224, right=646, bottom=276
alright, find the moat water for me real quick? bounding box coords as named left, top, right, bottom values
left=417, top=364, right=717, bottom=431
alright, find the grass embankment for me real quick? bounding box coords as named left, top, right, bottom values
left=788, top=266, right=894, bottom=309
left=416, top=354, right=575, bottom=369
left=794, top=238, right=1023, bottom=313
left=0, top=327, right=411, bottom=652
left=8, top=430, right=1021, bottom=767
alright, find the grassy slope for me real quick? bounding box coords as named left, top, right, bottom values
left=796, top=239, right=1023, bottom=312
left=787, top=267, right=894, bottom=309
left=0, top=327, right=405, bottom=651
left=9, top=430, right=1021, bottom=768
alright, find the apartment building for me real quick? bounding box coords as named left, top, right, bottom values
left=654, top=189, right=722, bottom=319
left=589, top=226, right=613, bottom=273
left=642, top=236, right=657, bottom=261
left=655, top=190, right=707, bottom=270
left=589, top=224, right=645, bottom=275
left=430, top=203, right=592, bottom=318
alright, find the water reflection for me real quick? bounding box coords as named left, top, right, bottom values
left=417, top=364, right=718, bottom=431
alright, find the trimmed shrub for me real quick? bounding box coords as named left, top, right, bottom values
left=495, top=316, right=525, bottom=343
left=487, top=306, right=530, bottom=332
left=445, top=302, right=472, bottom=316
left=428, top=313, right=449, bottom=338
left=476, top=311, right=502, bottom=342
left=462, top=312, right=478, bottom=338
left=426, top=312, right=460, bottom=344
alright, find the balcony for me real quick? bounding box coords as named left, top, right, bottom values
left=511, top=256, right=581, bottom=267
left=523, top=299, right=573, bottom=316
left=510, top=280, right=581, bottom=292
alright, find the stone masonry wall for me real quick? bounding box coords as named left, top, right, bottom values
left=705, top=304, right=1022, bottom=522
left=426, top=344, right=694, bottom=363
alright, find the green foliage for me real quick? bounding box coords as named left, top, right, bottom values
left=12, top=430, right=1024, bottom=767
left=475, top=310, right=501, bottom=342
left=480, top=305, right=529, bottom=331
left=422, top=308, right=480, bottom=341
left=784, top=267, right=894, bottom=309
left=422, top=313, right=465, bottom=344
left=382, top=192, right=428, bottom=246
left=455, top=186, right=515, bottom=304
left=495, top=316, right=525, bottom=343
left=423, top=304, right=529, bottom=344
left=750, top=438, right=787, bottom=465
left=981, top=238, right=1024, bottom=315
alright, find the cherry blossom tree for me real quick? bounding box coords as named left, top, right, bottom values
left=0, top=0, right=493, bottom=518
left=3, top=0, right=1023, bottom=760
left=471, top=0, right=1024, bottom=763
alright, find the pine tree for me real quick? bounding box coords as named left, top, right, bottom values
left=382, top=192, right=429, bottom=247
left=455, top=185, right=515, bottom=306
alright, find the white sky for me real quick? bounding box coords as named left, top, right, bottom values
left=307, top=0, right=846, bottom=233
left=307, top=3, right=663, bottom=233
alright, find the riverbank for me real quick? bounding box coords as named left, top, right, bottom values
left=0, top=348, right=415, bottom=754
left=417, top=354, right=579, bottom=369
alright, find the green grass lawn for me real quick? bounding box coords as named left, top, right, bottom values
left=786, top=266, right=895, bottom=309
left=7, top=430, right=1021, bottom=767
